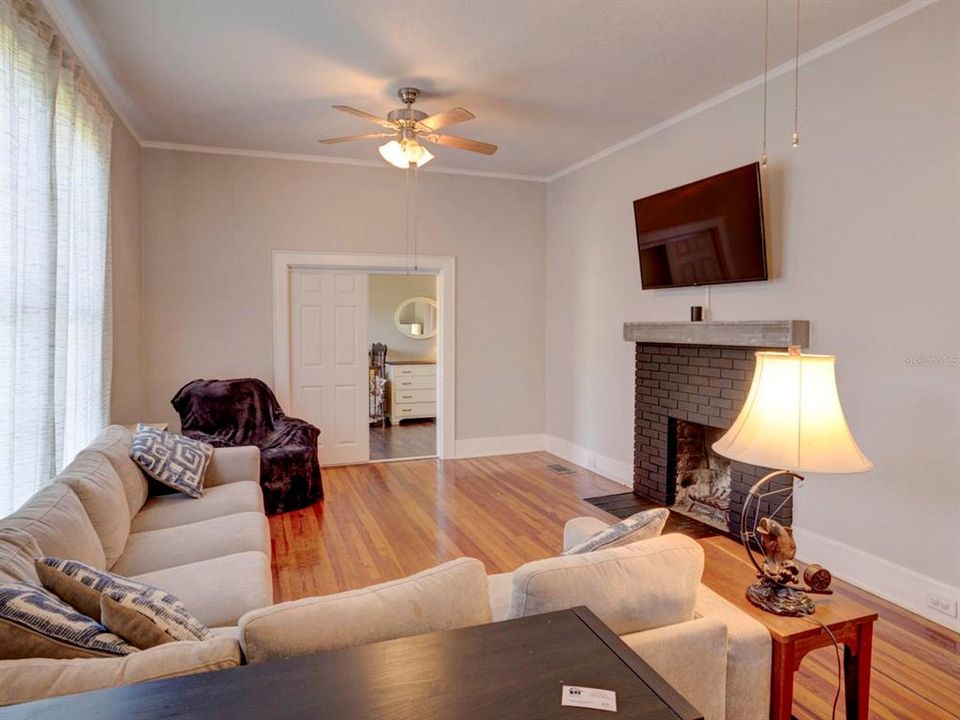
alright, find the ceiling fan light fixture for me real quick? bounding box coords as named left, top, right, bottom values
left=378, top=139, right=434, bottom=169
left=379, top=140, right=408, bottom=168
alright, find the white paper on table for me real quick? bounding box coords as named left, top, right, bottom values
left=561, top=685, right=618, bottom=712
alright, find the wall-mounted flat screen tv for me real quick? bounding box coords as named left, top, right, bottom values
left=634, top=162, right=767, bottom=289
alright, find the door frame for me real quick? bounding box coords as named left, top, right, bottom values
left=272, top=251, right=455, bottom=461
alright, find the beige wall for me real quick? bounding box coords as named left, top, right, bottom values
left=368, top=274, right=437, bottom=364
left=108, top=118, right=142, bottom=425
left=544, top=0, right=959, bottom=619
left=139, top=152, right=546, bottom=440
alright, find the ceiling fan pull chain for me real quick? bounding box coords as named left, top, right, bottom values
left=760, top=0, right=769, bottom=168
left=793, top=0, right=801, bottom=148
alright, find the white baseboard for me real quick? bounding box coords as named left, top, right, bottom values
left=793, top=525, right=960, bottom=632
left=543, top=436, right=633, bottom=487
left=454, top=434, right=548, bottom=459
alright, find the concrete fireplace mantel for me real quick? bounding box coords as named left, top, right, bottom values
left=623, top=320, right=809, bottom=348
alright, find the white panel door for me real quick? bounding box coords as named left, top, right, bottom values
left=290, top=269, right=369, bottom=466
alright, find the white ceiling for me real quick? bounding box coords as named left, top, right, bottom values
left=54, top=0, right=909, bottom=179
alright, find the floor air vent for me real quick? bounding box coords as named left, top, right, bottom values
left=546, top=463, right=576, bottom=475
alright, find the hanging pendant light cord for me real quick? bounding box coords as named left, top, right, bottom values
left=793, top=0, right=801, bottom=147
left=405, top=165, right=412, bottom=275
left=761, top=0, right=769, bottom=166
left=413, top=161, right=419, bottom=271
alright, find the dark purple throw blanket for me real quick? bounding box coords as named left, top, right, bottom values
left=171, top=378, right=323, bottom=515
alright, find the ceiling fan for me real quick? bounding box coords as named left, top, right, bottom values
left=318, top=87, right=497, bottom=169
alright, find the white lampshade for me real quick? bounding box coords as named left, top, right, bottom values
left=378, top=140, right=434, bottom=169
left=712, top=350, right=872, bottom=474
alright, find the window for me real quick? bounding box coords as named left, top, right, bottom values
left=0, top=0, right=112, bottom=514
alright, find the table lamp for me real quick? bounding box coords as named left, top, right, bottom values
left=712, top=347, right=872, bottom=616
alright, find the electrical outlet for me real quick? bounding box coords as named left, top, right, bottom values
left=927, top=592, right=959, bottom=618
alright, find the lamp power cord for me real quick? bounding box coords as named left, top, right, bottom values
left=802, top=616, right=842, bottom=720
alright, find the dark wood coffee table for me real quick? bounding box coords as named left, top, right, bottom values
left=4, top=607, right=702, bottom=719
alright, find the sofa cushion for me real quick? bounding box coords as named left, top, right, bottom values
left=1, top=484, right=105, bottom=569
left=56, top=452, right=131, bottom=568
left=0, top=582, right=135, bottom=660
left=131, top=551, right=273, bottom=628
left=131, top=481, right=264, bottom=533
left=563, top=508, right=669, bottom=555
left=130, top=425, right=213, bottom=498
left=239, top=557, right=492, bottom=664
left=84, top=425, right=149, bottom=518
left=111, top=512, right=269, bottom=576
left=0, top=636, right=240, bottom=707
left=505, top=534, right=704, bottom=635
left=0, top=528, right=42, bottom=584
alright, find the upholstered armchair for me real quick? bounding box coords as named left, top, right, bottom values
left=171, top=378, right=323, bottom=514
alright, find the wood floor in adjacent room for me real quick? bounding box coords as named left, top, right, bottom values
left=269, top=452, right=960, bottom=720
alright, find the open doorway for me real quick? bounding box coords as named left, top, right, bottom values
left=368, top=274, right=438, bottom=461
left=273, top=251, right=455, bottom=466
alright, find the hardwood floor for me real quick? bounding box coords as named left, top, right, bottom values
left=369, top=418, right=436, bottom=460
left=269, top=452, right=960, bottom=720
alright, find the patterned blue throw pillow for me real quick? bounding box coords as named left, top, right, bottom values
left=0, top=581, right=136, bottom=659
left=129, top=424, right=213, bottom=498
left=37, top=558, right=210, bottom=642
left=563, top=508, right=671, bottom=555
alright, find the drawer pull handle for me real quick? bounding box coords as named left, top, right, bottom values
left=401, top=395, right=412, bottom=399
left=401, top=382, right=412, bottom=386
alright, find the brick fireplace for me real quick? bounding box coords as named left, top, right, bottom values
left=625, top=321, right=810, bottom=537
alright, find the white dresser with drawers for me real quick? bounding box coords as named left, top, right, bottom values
left=386, top=362, right=437, bottom=424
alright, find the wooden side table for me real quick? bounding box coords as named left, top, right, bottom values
left=699, top=536, right=878, bottom=720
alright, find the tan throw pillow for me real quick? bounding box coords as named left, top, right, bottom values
left=100, top=595, right=175, bottom=650
left=35, top=558, right=210, bottom=645
left=0, top=582, right=135, bottom=660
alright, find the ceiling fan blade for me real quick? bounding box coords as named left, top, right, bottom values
left=425, top=133, right=497, bottom=155
left=418, top=106, right=475, bottom=131
left=318, top=133, right=394, bottom=145
left=332, top=105, right=395, bottom=128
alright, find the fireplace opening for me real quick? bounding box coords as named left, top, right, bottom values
left=668, top=418, right=733, bottom=532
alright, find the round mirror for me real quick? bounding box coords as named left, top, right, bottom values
left=394, top=296, right=438, bottom=339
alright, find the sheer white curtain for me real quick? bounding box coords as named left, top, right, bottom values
left=0, top=0, right=113, bottom=515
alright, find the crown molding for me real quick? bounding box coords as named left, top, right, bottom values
left=139, top=141, right=547, bottom=182
left=545, top=0, right=940, bottom=182
left=42, top=0, right=936, bottom=183
left=39, top=0, right=142, bottom=143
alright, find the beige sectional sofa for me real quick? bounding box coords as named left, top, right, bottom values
left=1, top=425, right=770, bottom=720
left=0, top=425, right=274, bottom=704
